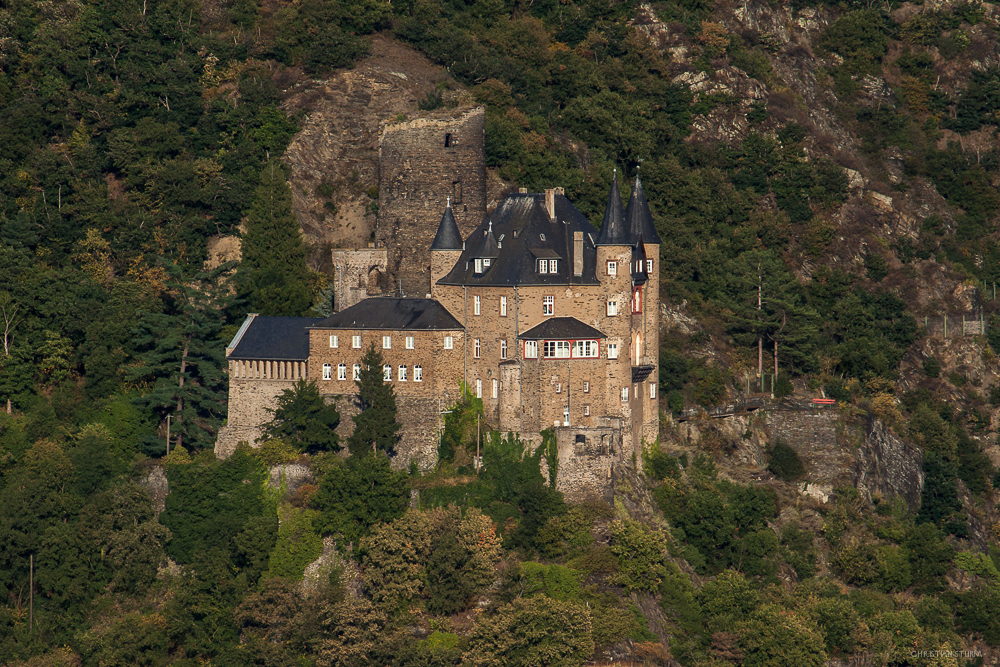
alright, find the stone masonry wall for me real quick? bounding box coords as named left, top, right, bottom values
left=377, top=107, right=486, bottom=297
left=331, top=248, right=388, bottom=311
left=216, top=378, right=293, bottom=458
left=554, top=426, right=620, bottom=503
left=326, top=393, right=443, bottom=471
left=766, top=410, right=853, bottom=484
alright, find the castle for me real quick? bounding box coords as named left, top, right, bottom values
left=218, top=108, right=660, bottom=501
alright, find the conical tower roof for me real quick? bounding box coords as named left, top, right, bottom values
left=595, top=171, right=630, bottom=246
left=430, top=199, right=463, bottom=251
left=475, top=221, right=499, bottom=258
left=625, top=172, right=661, bottom=245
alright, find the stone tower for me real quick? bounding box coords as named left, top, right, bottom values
left=376, top=106, right=486, bottom=298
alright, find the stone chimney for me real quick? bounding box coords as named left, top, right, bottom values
left=573, top=231, right=584, bottom=276
left=545, top=188, right=555, bottom=220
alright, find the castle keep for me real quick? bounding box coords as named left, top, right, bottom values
left=219, top=112, right=661, bottom=500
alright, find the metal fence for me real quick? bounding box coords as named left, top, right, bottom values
left=920, top=313, right=985, bottom=338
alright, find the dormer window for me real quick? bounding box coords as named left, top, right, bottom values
left=538, top=259, right=548, bottom=274
left=549, top=259, right=558, bottom=273
left=475, top=259, right=482, bottom=273
left=474, top=258, right=491, bottom=274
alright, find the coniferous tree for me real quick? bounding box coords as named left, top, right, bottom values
left=237, top=160, right=313, bottom=316
left=262, top=378, right=341, bottom=453
left=348, top=344, right=401, bottom=457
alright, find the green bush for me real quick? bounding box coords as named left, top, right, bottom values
left=768, top=441, right=805, bottom=481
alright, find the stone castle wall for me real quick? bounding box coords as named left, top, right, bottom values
left=216, top=378, right=294, bottom=458
left=331, top=248, right=388, bottom=311
left=377, top=107, right=486, bottom=297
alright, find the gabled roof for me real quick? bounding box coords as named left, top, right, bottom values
left=438, top=191, right=600, bottom=287
left=430, top=202, right=463, bottom=251
left=625, top=173, right=661, bottom=245
left=228, top=316, right=324, bottom=361
left=473, top=222, right=499, bottom=258
left=312, top=298, right=463, bottom=331
left=595, top=172, right=630, bottom=246
left=519, top=317, right=606, bottom=340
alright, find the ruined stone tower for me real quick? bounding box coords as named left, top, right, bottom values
left=376, top=107, right=486, bottom=297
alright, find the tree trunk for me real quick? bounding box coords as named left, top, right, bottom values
left=176, top=340, right=189, bottom=451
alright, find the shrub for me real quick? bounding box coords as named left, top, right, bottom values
left=768, top=441, right=805, bottom=481
left=464, top=597, right=593, bottom=667
left=609, top=519, right=668, bottom=592
left=923, top=356, right=941, bottom=378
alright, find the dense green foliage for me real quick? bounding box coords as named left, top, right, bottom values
left=348, top=344, right=402, bottom=457
left=262, top=379, right=341, bottom=454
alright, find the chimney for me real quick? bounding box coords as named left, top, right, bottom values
left=573, top=231, right=584, bottom=276
left=518, top=187, right=528, bottom=193
left=545, top=188, right=555, bottom=220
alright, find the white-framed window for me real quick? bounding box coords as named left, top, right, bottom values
left=338, top=363, right=346, bottom=380
left=621, top=387, right=629, bottom=401
left=500, top=296, right=507, bottom=317
left=556, top=383, right=562, bottom=394
left=647, top=259, right=653, bottom=273
left=414, top=365, right=422, bottom=381
left=632, top=286, right=642, bottom=313
left=584, top=405, right=591, bottom=416
left=538, top=259, right=548, bottom=274
left=584, top=381, right=590, bottom=393
left=475, top=258, right=483, bottom=273
left=543, top=341, right=571, bottom=358
left=500, top=339, right=508, bottom=359
left=650, top=383, right=656, bottom=399
left=353, top=364, right=361, bottom=381
left=543, top=296, right=554, bottom=316
left=383, top=365, right=392, bottom=381
left=524, top=340, right=538, bottom=358
left=444, top=335, right=453, bottom=350
left=399, top=365, right=407, bottom=381
left=329, top=335, right=338, bottom=348
left=323, top=363, right=332, bottom=380
left=352, top=335, right=361, bottom=348
left=608, top=343, right=619, bottom=359
left=383, top=335, right=391, bottom=349
left=483, top=258, right=491, bottom=269
left=607, top=300, right=618, bottom=316
left=474, top=338, right=481, bottom=358
left=548, top=259, right=558, bottom=273
left=406, top=336, right=414, bottom=349
left=492, top=379, right=498, bottom=398
left=474, top=295, right=481, bottom=315
left=572, top=340, right=599, bottom=357
left=607, top=261, right=617, bottom=276
left=476, top=379, right=482, bottom=398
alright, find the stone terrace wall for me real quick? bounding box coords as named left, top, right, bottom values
left=216, top=378, right=292, bottom=458
left=766, top=410, right=853, bottom=484
left=331, top=248, right=388, bottom=311
left=377, top=107, right=486, bottom=297
left=325, top=393, right=442, bottom=471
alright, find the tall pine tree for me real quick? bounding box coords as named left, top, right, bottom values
left=348, top=344, right=401, bottom=457
left=238, top=160, right=313, bottom=316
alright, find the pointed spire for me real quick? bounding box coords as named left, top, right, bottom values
left=430, top=200, right=463, bottom=251
left=625, top=169, right=661, bottom=245
left=476, top=220, right=499, bottom=258
left=595, top=169, right=629, bottom=246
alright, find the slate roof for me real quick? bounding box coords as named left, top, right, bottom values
left=312, top=298, right=463, bottom=331
left=228, top=316, right=323, bottom=361
left=438, top=192, right=601, bottom=286
left=594, top=172, right=630, bottom=246
left=519, top=317, right=606, bottom=340
left=430, top=203, right=463, bottom=251
left=632, top=242, right=648, bottom=285
left=474, top=222, right=499, bottom=259
left=625, top=174, right=661, bottom=245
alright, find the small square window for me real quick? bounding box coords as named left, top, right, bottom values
left=353, top=364, right=361, bottom=381
left=543, top=296, right=554, bottom=316
left=607, top=300, right=618, bottom=316
left=647, top=259, right=654, bottom=273
left=500, top=339, right=507, bottom=359
left=329, top=335, right=338, bottom=348
left=500, top=296, right=507, bottom=317
left=474, top=295, right=481, bottom=315
left=608, top=343, right=619, bottom=359
left=406, top=336, right=414, bottom=349
left=444, top=336, right=453, bottom=350
left=414, top=365, right=423, bottom=381
left=322, top=363, right=332, bottom=380
left=556, top=383, right=562, bottom=394
left=584, top=381, right=590, bottom=393
left=524, top=341, right=538, bottom=358
left=399, top=365, right=407, bottom=381
left=383, top=365, right=392, bottom=381
left=607, top=261, right=617, bottom=276
left=338, top=363, right=346, bottom=381
left=352, top=335, right=361, bottom=349
left=383, top=336, right=391, bottom=349
left=474, top=338, right=481, bottom=358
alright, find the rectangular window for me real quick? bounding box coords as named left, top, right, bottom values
left=543, top=296, right=554, bottom=316
left=572, top=340, right=599, bottom=358
left=475, top=258, right=483, bottom=273
left=474, top=339, right=481, bottom=358
left=474, top=295, right=481, bottom=315
left=607, top=300, right=618, bottom=316
left=414, top=365, right=422, bottom=382
left=329, top=335, right=338, bottom=348
left=353, top=364, right=361, bottom=381
left=650, top=383, right=656, bottom=399
left=444, top=336, right=453, bottom=350
left=383, top=365, right=392, bottom=381
left=483, top=258, right=491, bottom=268
left=322, top=363, right=332, bottom=380
left=500, top=296, right=507, bottom=317
left=492, top=379, right=498, bottom=399
left=584, top=381, right=590, bottom=393
left=607, top=261, right=617, bottom=276
left=476, top=379, right=482, bottom=398
left=632, top=286, right=642, bottom=313
left=621, top=387, right=629, bottom=402
left=399, top=365, right=407, bottom=381
left=383, top=335, right=391, bottom=349
left=538, top=259, right=548, bottom=274
left=406, top=336, right=414, bottom=350
left=647, top=259, right=654, bottom=273
left=500, top=339, right=508, bottom=359
left=548, top=259, right=558, bottom=274
left=524, top=340, right=538, bottom=358
left=352, top=335, right=361, bottom=348
left=584, top=405, right=591, bottom=416
left=556, top=383, right=562, bottom=394
left=338, top=363, right=346, bottom=381
left=608, top=343, right=619, bottom=359
left=543, top=341, right=571, bottom=358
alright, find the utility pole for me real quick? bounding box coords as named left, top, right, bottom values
left=757, top=262, right=763, bottom=379
left=166, top=414, right=171, bottom=456
left=29, top=554, right=33, bottom=636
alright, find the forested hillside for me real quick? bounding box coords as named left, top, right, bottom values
left=4, top=0, right=1000, bottom=664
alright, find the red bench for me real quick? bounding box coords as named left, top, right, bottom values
left=812, top=398, right=836, bottom=406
